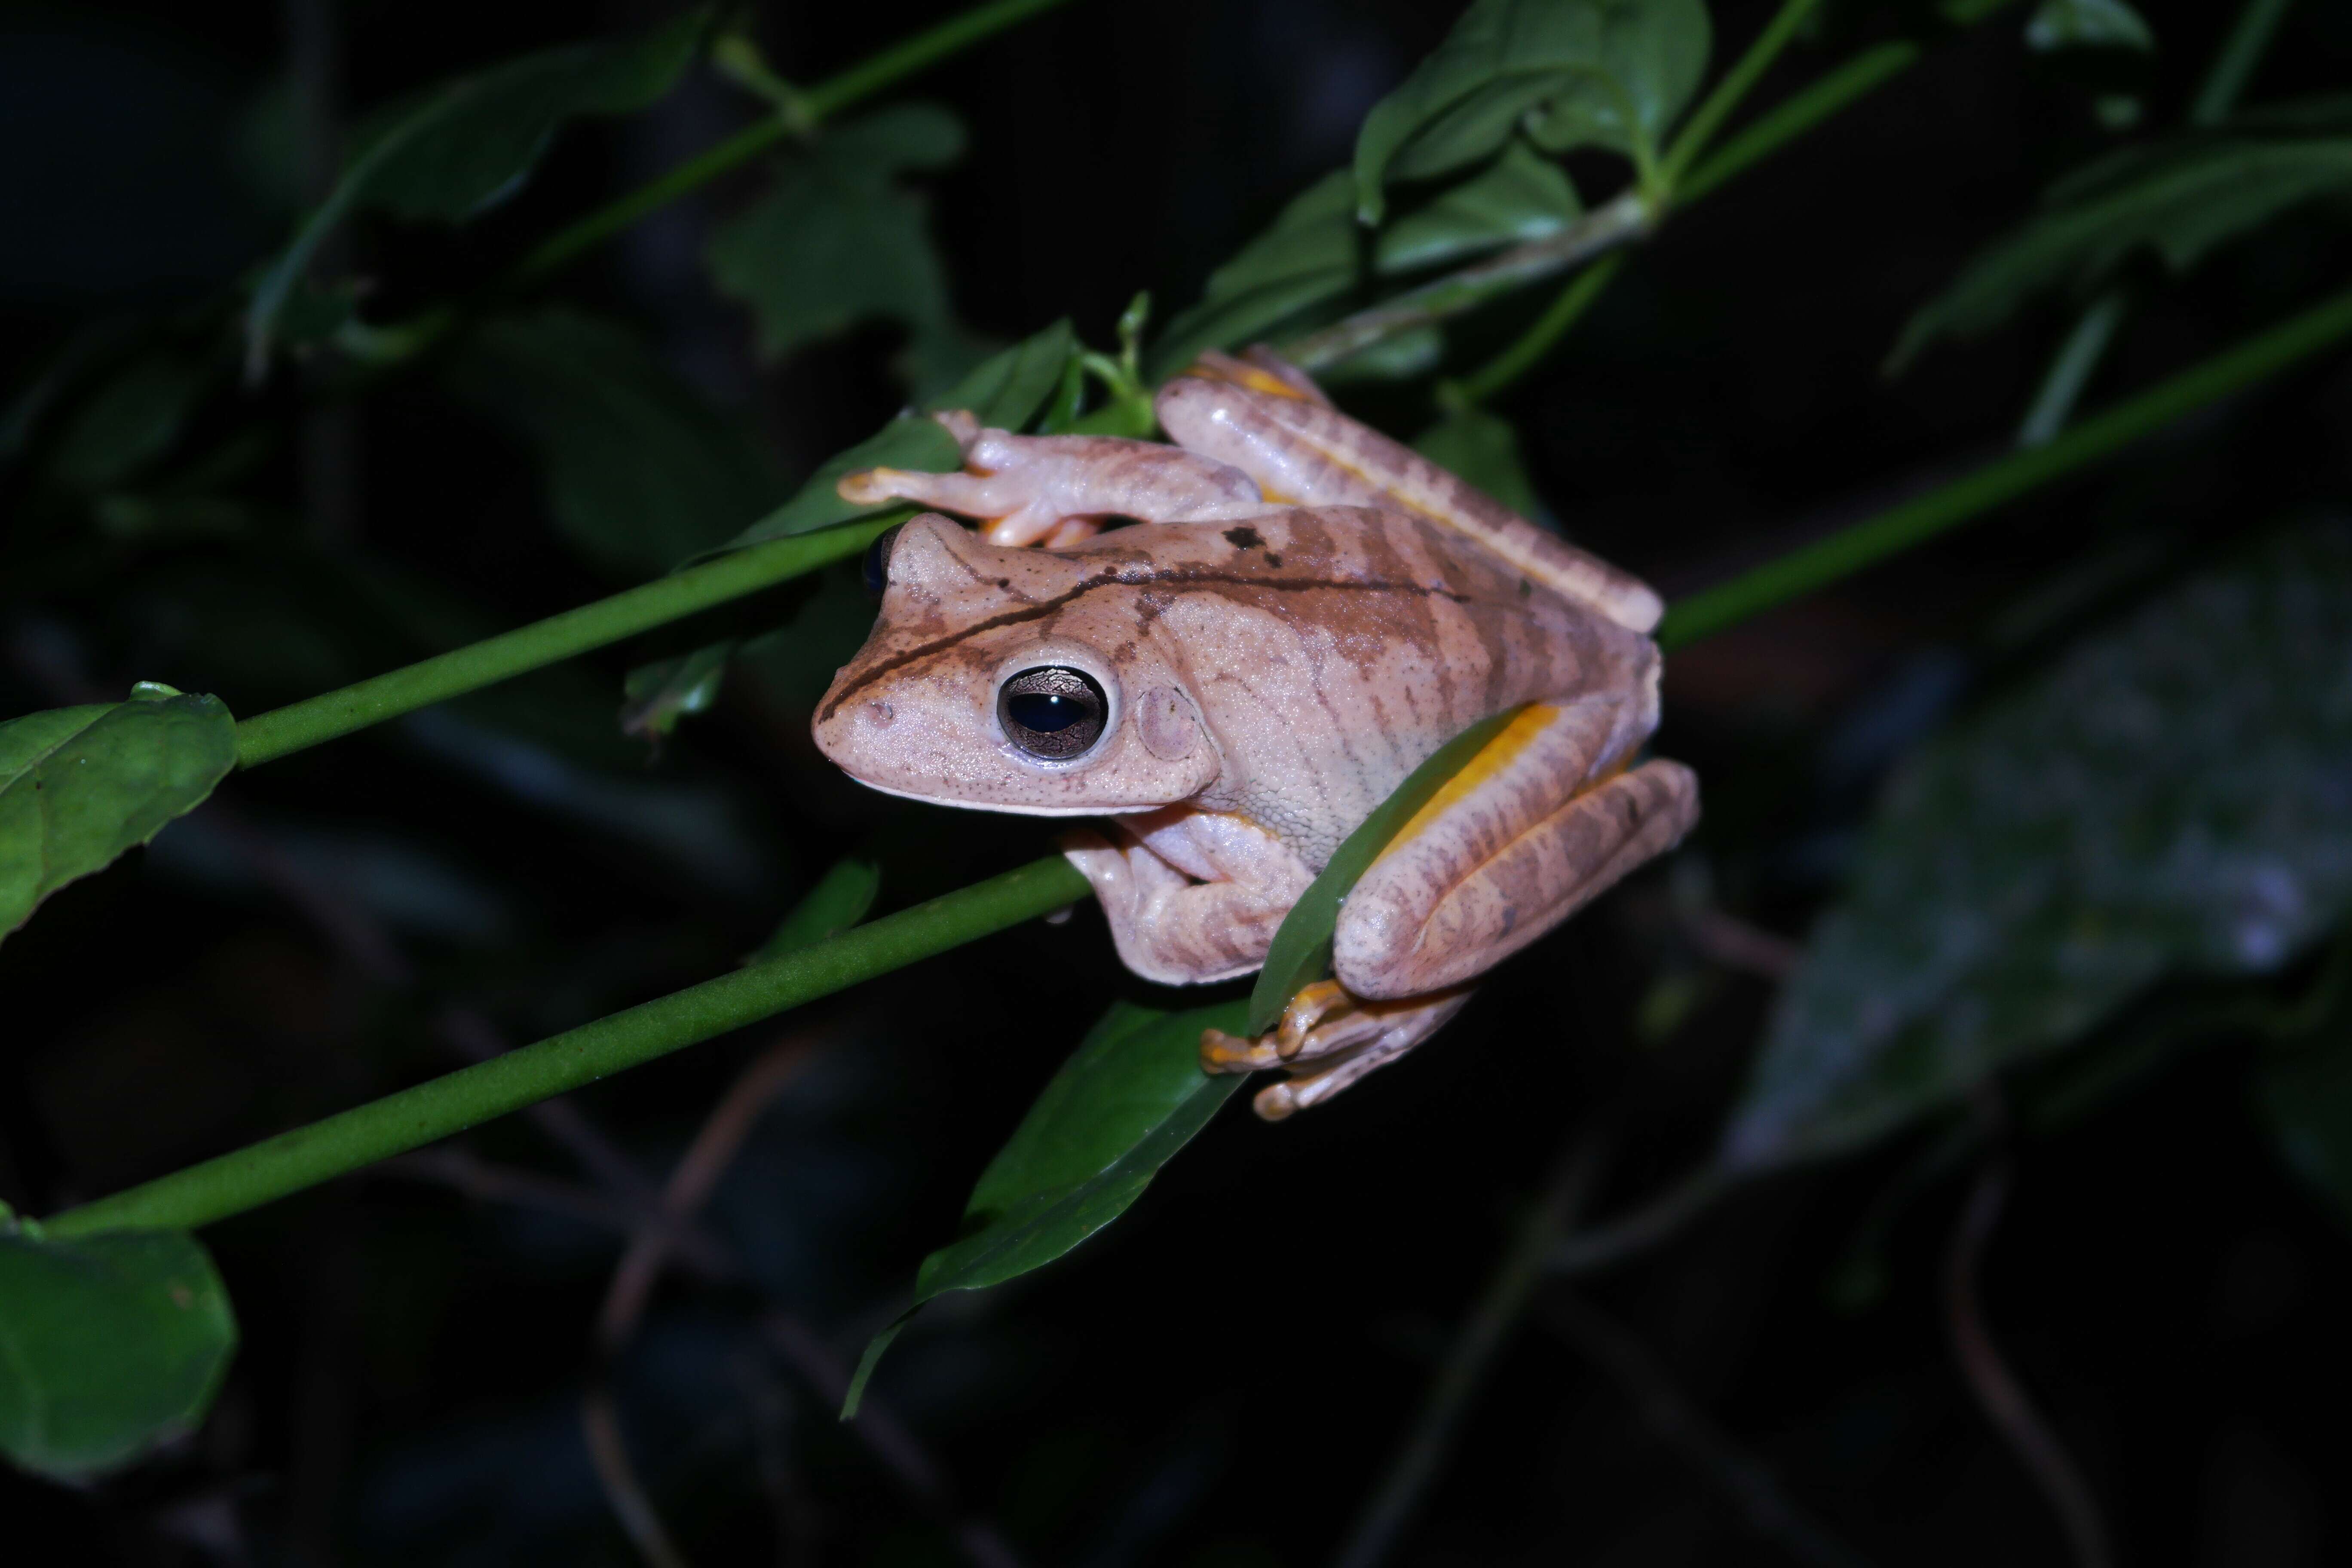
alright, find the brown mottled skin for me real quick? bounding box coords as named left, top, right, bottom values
left=813, top=349, right=1699, bottom=1117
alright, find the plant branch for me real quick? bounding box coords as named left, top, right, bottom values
left=1331, top=1139, right=1607, bottom=1568
left=233, top=514, right=893, bottom=768
left=42, top=855, right=1087, bottom=1237
left=1542, top=1291, right=1874, bottom=1568
left=1659, top=280, right=2352, bottom=648
left=513, top=0, right=1085, bottom=286
left=1657, top=0, right=1825, bottom=193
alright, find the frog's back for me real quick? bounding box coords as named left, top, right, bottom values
left=1061, top=506, right=1657, bottom=866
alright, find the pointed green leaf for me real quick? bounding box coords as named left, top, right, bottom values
left=0, top=1228, right=238, bottom=1480
left=747, top=858, right=880, bottom=964
left=447, top=309, right=785, bottom=580
left=1893, top=99, right=2352, bottom=368
left=1250, top=705, right=1527, bottom=1035
left=620, top=639, right=738, bottom=743
left=1374, top=139, right=1583, bottom=275
left=931, top=317, right=1080, bottom=429
left=843, top=998, right=1247, bottom=1416
left=1150, top=171, right=1362, bottom=378
left=1724, top=525, right=2352, bottom=1170
left=706, top=103, right=966, bottom=361
left=2025, top=0, right=2154, bottom=53
left=1, top=693, right=238, bottom=946
left=49, top=355, right=211, bottom=495
left=1354, top=0, right=1710, bottom=223
left=246, top=8, right=708, bottom=371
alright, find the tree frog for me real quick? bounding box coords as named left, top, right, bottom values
left=814, top=349, right=1698, bottom=1118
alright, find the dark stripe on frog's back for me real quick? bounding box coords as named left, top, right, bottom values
left=818, top=507, right=1571, bottom=723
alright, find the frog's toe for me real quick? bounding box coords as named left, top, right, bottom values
left=1200, top=1028, right=1282, bottom=1073
left=1249, top=987, right=1474, bottom=1120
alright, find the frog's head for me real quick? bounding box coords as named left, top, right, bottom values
left=812, top=514, right=1222, bottom=816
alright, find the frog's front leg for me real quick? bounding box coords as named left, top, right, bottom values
left=1206, top=699, right=1699, bottom=1118
left=1062, top=806, right=1316, bottom=986
left=838, top=414, right=1271, bottom=548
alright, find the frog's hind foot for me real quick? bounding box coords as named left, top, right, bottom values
left=1199, top=983, right=1471, bottom=1120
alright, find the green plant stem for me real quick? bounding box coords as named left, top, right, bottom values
left=233, top=516, right=894, bottom=768
left=45, top=857, right=1088, bottom=1237
left=1451, top=0, right=2018, bottom=401
left=1656, top=0, right=1824, bottom=193
left=1658, top=280, right=2352, bottom=649
left=2013, top=0, right=2296, bottom=444
left=513, top=0, right=1081, bottom=286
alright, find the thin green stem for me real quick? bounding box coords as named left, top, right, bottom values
left=1456, top=254, right=1625, bottom=404
left=513, top=0, right=1082, bottom=287
left=1660, top=281, right=2352, bottom=648
left=2191, top=0, right=2295, bottom=126
left=1657, top=0, right=1824, bottom=192
left=2014, top=0, right=2296, bottom=442
left=45, top=857, right=1088, bottom=1237
left=234, top=516, right=894, bottom=768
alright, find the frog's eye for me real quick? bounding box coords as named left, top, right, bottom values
left=861, top=524, right=903, bottom=599
left=998, top=666, right=1108, bottom=760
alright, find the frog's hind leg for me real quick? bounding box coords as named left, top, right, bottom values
left=1200, top=981, right=1472, bottom=1121
left=837, top=413, right=1274, bottom=548
left=1334, top=703, right=1700, bottom=1003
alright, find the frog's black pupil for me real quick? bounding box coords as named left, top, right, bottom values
left=997, top=666, right=1108, bottom=760
left=861, top=524, right=903, bottom=598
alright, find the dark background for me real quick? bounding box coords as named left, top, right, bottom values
left=3, top=1, right=2350, bottom=1563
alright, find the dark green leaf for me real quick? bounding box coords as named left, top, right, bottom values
left=1353, top=0, right=1710, bottom=223
left=1723, top=525, right=2352, bottom=1170
left=0, top=1228, right=237, bottom=1480
left=2026, top=0, right=2154, bottom=52
left=246, top=9, right=707, bottom=371
left=748, top=858, right=881, bottom=964
left=447, top=309, right=785, bottom=580
left=1412, top=404, right=1555, bottom=527
left=1892, top=99, right=2352, bottom=368
left=49, top=355, right=210, bottom=494
left=1, top=692, right=239, bottom=946
left=844, top=998, right=1248, bottom=1417
left=1374, top=139, right=1583, bottom=275
left=718, top=420, right=959, bottom=551
left=930, top=318, right=1080, bottom=428
left=706, top=103, right=966, bottom=361
left=1151, top=171, right=1361, bottom=378
left=620, top=640, right=737, bottom=743
left=1250, top=706, right=1528, bottom=1034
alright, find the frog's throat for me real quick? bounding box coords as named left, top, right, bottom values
left=836, top=772, right=1182, bottom=818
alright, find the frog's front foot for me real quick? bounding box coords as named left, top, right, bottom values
left=1200, top=982, right=1472, bottom=1120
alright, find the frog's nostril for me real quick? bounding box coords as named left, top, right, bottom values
left=864, top=700, right=894, bottom=729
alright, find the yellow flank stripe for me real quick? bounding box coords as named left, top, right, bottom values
left=1385, top=704, right=1559, bottom=851
left=1233, top=365, right=1313, bottom=401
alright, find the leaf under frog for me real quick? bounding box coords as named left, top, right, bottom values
left=245, top=7, right=708, bottom=373
left=1151, top=171, right=1362, bottom=380
left=1353, top=0, right=1710, bottom=223
left=447, top=308, right=786, bottom=581
left=706, top=102, right=966, bottom=362
left=0, top=1227, right=239, bottom=1480
left=1, top=690, right=239, bottom=948
left=1722, top=522, right=2352, bottom=1170
left=1891, top=97, right=2352, bottom=369
left=842, top=998, right=1249, bottom=1417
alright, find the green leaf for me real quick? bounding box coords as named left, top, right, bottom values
left=447, top=309, right=785, bottom=580
left=1723, top=524, right=2352, bottom=1170
left=706, top=103, right=966, bottom=362
left=930, top=317, right=1080, bottom=428
left=1250, top=706, right=1528, bottom=1035
left=1353, top=0, right=1710, bottom=223
left=0, top=1228, right=238, bottom=1480
left=748, top=857, right=880, bottom=964
left=246, top=8, right=707, bottom=372
left=844, top=998, right=1247, bottom=1417
left=620, top=640, right=737, bottom=744
left=49, top=355, right=210, bottom=495
left=1374, top=139, right=1583, bottom=275
left=2025, top=0, right=2154, bottom=53
left=1150, top=171, right=1362, bottom=378
left=1412, top=404, right=1554, bottom=527
left=1, top=692, right=239, bottom=946
left=1892, top=99, right=2352, bottom=368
